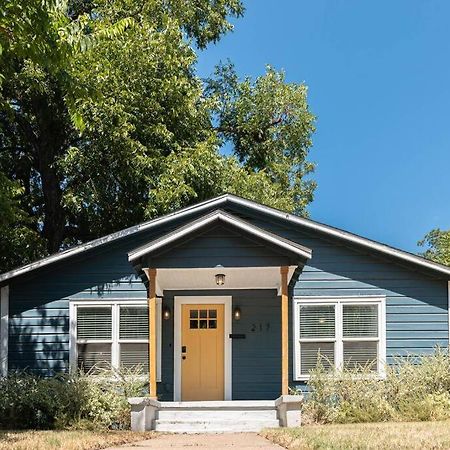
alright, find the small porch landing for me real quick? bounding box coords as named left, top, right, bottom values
left=129, top=396, right=303, bottom=433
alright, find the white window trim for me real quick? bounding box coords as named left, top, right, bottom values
left=0, top=285, right=9, bottom=377
left=173, top=296, right=232, bottom=401
left=69, top=299, right=162, bottom=381
left=293, top=296, right=386, bottom=381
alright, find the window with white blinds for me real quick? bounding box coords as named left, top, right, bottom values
left=72, top=301, right=161, bottom=378
left=294, top=298, right=385, bottom=380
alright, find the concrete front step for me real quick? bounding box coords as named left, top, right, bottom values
left=129, top=395, right=303, bottom=432
left=158, top=409, right=278, bottom=421
left=154, top=419, right=280, bottom=433
left=155, top=400, right=280, bottom=433
left=159, top=400, right=275, bottom=409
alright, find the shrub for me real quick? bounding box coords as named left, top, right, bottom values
left=304, top=348, right=450, bottom=424
left=0, top=366, right=147, bottom=430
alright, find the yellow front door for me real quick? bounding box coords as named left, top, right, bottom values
left=181, top=304, right=225, bottom=401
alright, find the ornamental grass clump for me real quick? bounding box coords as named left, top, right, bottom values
left=0, top=365, right=147, bottom=430
left=304, top=348, right=450, bottom=424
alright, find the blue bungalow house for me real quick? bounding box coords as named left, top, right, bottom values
left=0, top=194, right=449, bottom=431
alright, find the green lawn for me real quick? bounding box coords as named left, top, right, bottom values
left=0, top=430, right=155, bottom=450
left=262, top=420, right=450, bottom=450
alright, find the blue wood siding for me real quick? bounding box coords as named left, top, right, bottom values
left=6, top=208, right=221, bottom=375
left=5, top=201, right=449, bottom=401
left=146, top=224, right=293, bottom=268
left=226, top=206, right=448, bottom=389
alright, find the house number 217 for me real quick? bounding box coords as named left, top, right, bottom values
left=250, top=323, right=270, bottom=332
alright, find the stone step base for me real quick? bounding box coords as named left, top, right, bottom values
left=158, top=409, right=278, bottom=421
left=154, top=419, right=280, bottom=433
left=129, top=395, right=303, bottom=432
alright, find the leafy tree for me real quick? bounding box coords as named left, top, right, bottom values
left=205, top=62, right=316, bottom=215
left=0, top=173, right=45, bottom=271
left=418, top=229, right=450, bottom=266
left=0, top=0, right=316, bottom=272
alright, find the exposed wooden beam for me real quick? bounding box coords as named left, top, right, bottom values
left=280, top=266, right=289, bottom=395
left=148, top=268, right=157, bottom=399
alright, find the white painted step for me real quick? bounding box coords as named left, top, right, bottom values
left=159, top=400, right=275, bottom=409
left=154, top=419, right=280, bottom=433
left=158, top=409, right=277, bottom=421
left=154, top=400, right=280, bottom=433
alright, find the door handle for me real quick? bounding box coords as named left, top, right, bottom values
left=182, top=346, right=187, bottom=353
left=182, top=356, right=186, bottom=360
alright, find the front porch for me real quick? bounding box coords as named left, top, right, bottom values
left=125, top=209, right=310, bottom=429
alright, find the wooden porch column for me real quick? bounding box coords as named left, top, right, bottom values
left=148, top=268, right=157, bottom=399
left=280, top=266, right=289, bottom=395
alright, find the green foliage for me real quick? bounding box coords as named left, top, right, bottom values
left=0, top=368, right=147, bottom=430
left=304, top=348, right=450, bottom=424
left=418, top=229, right=450, bottom=266
left=148, top=141, right=301, bottom=216
left=0, top=173, right=45, bottom=272
left=0, top=0, right=316, bottom=271
left=206, top=62, right=316, bottom=216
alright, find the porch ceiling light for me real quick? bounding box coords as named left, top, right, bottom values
left=215, top=273, right=225, bottom=286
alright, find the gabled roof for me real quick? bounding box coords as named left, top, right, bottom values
left=128, top=209, right=313, bottom=262
left=1, top=193, right=450, bottom=284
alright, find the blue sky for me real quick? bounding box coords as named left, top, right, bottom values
left=197, top=0, right=450, bottom=253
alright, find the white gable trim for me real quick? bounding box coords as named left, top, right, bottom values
left=1, top=193, right=450, bottom=283
left=229, top=196, right=450, bottom=278
left=128, top=210, right=312, bottom=262
left=0, top=195, right=230, bottom=284
left=0, top=285, right=9, bottom=377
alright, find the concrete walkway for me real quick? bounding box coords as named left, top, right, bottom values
left=106, top=433, right=283, bottom=449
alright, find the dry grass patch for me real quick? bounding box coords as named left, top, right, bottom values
left=0, top=430, right=155, bottom=450
left=262, top=420, right=450, bottom=450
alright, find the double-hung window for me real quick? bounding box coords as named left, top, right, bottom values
left=70, top=300, right=161, bottom=379
left=293, top=297, right=386, bottom=380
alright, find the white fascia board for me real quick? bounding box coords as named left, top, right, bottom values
left=2, top=192, right=450, bottom=283
left=0, top=285, right=9, bottom=377
left=128, top=210, right=312, bottom=262
left=227, top=195, right=450, bottom=278
left=0, top=195, right=229, bottom=284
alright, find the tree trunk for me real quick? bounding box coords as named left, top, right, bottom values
left=37, top=147, right=66, bottom=254
left=33, top=88, right=71, bottom=254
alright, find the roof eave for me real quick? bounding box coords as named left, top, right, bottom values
left=128, top=209, right=313, bottom=263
